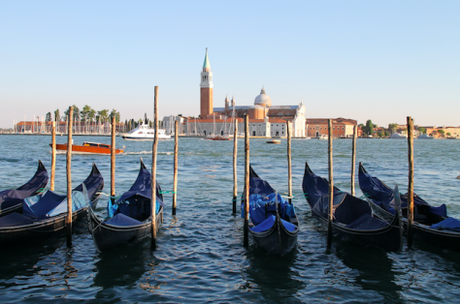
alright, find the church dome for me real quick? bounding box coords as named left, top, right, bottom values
left=254, top=88, right=271, bottom=107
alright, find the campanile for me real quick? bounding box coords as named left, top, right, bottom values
left=200, top=48, right=213, bottom=118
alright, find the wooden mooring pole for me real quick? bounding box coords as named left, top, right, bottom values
left=244, top=115, right=249, bottom=247
left=327, top=119, right=333, bottom=250
left=407, top=116, right=415, bottom=248
left=50, top=121, right=56, bottom=191
left=232, top=119, right=238, bottom=214
left=66, top=108, right=73, bottom=247
left=151, top=86, right=159, bottom=250
left=287, top=122, right=292, bottom=204
left=351, top=125, right=357, bottom=196
left=111, top=116, right=116, bottom=203
left=172, top=120, right=179, bottom=215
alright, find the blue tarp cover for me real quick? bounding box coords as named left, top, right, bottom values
left=0, top=212, right=35, bottom=227
left=241, top=166, right=297, bottom=233
left=0, top=160, right=48, bottom=211
left=106, top=162, right=164, bottom=222
left=431, top=217, right=460, bottom=232
left=23, top=189, right=88, bottom=219
left=105, top=213, right=143, bottom=226
left=250, top=215, right=297, bottom=233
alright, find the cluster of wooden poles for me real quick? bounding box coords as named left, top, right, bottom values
left=237, top=115, right=417, bottom=251
left=48, top=88, right=417, bottom=251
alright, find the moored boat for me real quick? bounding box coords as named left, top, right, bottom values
left=302, top=162, right=403, bottom=252
left=122, top=123, right=170, bottom=140
left=266, top=139, right=281, bottom=144
left=88, top=158, right=164, bottom=252
left=242, top=166, right=299, bottom=256
left=0, top=160, right=49, bottom=217
left=52, top=142, right=124, bottom=155
left=0, top=164, right=104, bottom=246
left=358, top=162, right=460, bottom=251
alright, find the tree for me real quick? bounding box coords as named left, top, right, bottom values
left=110, top=109, right=121, bottom=122
left=418, top=127, right=426, bottom=135
left=64, top=105, right=80, bottom=121
left=80, top=105, right=95, bottom=122
left=438, top=129, right=445, bottom=137
left=97, top=109, right=109, bottom=122
left=388, top=123, right=398, bottom=134
left=363, top=120, right=374, bottom=136
left=54, top=109, right=60, bottom=122
left=45, top=112, right=52, bottom=122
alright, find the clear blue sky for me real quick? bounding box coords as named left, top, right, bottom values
left=1, top=0, right=458, bottom=128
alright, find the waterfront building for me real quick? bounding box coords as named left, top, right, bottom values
left=306, top=118, right=357, bottom=138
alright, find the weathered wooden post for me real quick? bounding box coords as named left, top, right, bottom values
left=66, top=108, right=73, bottom=247
left=232, top=119, right=238, bottom=214
left=111, top=116, right=116, bottom=203
left=51, top=121, right=56, bottom=191
left=151, top=86, right=159, bottom=249
left=244, top=114, right=250, bottom=247
left=407, top=116, right=414, bottom=248
left=172, top=120, right=179, bottom=215
left=327, top=119, right=334, bottom=249
left=351, top=125, right=357, bottom=196
left=287, top=121, right=292, bottom=204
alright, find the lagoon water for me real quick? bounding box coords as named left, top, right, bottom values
left=1, top=135, right=460, bottom=303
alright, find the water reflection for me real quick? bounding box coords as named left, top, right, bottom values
left=93, top=241, right=148, bottom=289
left=243, top=248, right=305, bottom=302
left=334, top=242, right=402, bottom=302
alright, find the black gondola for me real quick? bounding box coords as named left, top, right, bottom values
left=0, top=163, right=104, bottom=245
left=359, top=162, right=460, bottom=251
left=0, top=160, right=49, bottom=216
left=302, top=162, right=403, bottom=252
left=242, top=166, right=299, bottom=256
left=88, top=158, right=164, bottom=252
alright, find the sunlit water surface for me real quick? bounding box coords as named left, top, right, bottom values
left=1, top=135, right=460, bottom=303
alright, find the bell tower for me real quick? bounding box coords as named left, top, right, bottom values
left=200, top=48, right=213, bottom=118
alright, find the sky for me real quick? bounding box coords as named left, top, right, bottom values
left=0, top=0, right=459, bottom=129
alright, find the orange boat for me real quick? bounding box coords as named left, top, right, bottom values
left=51, top=142, right=124, bottom=155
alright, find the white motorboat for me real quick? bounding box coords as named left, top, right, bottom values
left=389, top=133, right=407, bottom=139
left=417, top=134, right=434, bottom=139
left=122, top=123, right=171, bottom=140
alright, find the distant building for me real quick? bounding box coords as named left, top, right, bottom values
left=305, top=118, right=357, bottom=138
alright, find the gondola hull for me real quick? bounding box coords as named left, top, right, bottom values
left=243, top=166, right=300, bottom=256
left=311, top=208, right=402, bottom=252
left=0, top=160, right=49, bottom=217
left=249, top=215, right=298, bottom=256
left=0, top=208, right=87, bottom=245
left=0, top=163, right=103, bottom=246
left=302, top=162, right=403, bottom=252
left=359, top=162, right=460, bottom=251
left=88, top=206, right=163, bottom=252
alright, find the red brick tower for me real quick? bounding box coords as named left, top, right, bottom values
left=200, top=48, right=213, bottom=118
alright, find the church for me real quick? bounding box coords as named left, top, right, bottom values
left=190, top=49, right=307, bottom=138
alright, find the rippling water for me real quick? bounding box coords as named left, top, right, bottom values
left=1, top=135, right=460, bottom=303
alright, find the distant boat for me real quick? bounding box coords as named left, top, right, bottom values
left=266, top=139, right=281, bottom=144
left=417, top=134, right=434, bottom=140
left=52, top=142, right=124, bottom=155
left=389, top=133, right=407, bottom=139
left=206, top=135, right=231, bottom=141
left=317, top=134, right=328, bottom=140
left=122, top=123, right=170, bottom=140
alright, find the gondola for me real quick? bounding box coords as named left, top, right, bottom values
left=358, top=162, right=460, bottom=251
left=88, top=158, right=164, bottom=252
left=242, top=166, right=299, bottom=256
left=302, top=162, right=403, bottom=252
left=0, top=163, right=104, bottom=245
left=0, top=160, right=49, bottom=217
